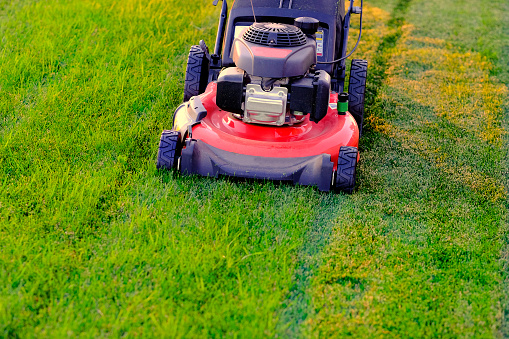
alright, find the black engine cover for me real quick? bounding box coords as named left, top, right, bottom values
left=216, top=67, right=245, bottom=114
left=290, top=70, right=331, bottom=123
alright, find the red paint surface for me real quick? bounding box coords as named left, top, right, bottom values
left=191, top=82, right=359, bottom=169
left=251, top=46, right=292, bottom=58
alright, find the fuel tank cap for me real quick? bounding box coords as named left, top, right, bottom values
left=294, top=17, right=320, bottom=35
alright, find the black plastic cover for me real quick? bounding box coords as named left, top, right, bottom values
left=216, top=67, right=245, bottom=114
left=289, top=70, right=331, bottom=123
left=180, top=139, right=333, bottom=191
left=310, top=70, right=331, bottom=122
left=223, top=0, right=345, bottom=75
left=290, top=76, right=314, bottom=113
left=232, top=0, right=343, bottom=15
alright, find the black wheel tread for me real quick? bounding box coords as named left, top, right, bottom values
left=156, top=130, right=181, bottom=170
left=335, top=146, right=358, bottom=194
left=348, top=59, right=368, bottom=135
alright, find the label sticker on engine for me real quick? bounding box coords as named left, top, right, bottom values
left=316, top=29, right=324, bottom=57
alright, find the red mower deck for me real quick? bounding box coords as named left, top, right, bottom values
left=190, top=83, right=359, bottom=168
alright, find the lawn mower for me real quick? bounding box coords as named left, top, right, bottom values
left=157, top=0, right=367, bottom=193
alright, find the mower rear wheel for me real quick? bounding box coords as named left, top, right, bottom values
left=156, top=130, right=182, bottom=170
left=183, top=44, right=210, bottom=102
left=335, top=146, right=358, bottom=194
left=348, top=59, right=368, bottom=136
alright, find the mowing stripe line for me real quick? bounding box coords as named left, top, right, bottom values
left=276, top=194, right=342, bottom=337
left=501, top=97, right=509, bottom=336
left=500, top=1, right=509, bottom=333
left=500, top=23, right=509, bottom=331
left=276, top=0, right=414, bottom=335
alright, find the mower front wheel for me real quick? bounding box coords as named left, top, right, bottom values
left=348, top=59, right=368, bottom=136
left=156, top=130, right=182, bottom=171
left=335, top=146, right=358, bottom=194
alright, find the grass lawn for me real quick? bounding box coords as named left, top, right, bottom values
left=0, top=0, right=508, bottom=337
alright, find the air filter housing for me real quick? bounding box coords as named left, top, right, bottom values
left=243, top=22, right=307, bottom=47
left=232, top=22, right=317, bottom=78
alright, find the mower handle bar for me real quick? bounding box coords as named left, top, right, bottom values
left=212, top=0, right=228, bottom=59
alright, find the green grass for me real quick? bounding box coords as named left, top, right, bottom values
left=0, top=0, right=508, bottom=337
left=309, top=0, right=509, bottom=336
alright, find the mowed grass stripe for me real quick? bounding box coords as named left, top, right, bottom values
left=0, top=0, right=334, bottom=337
left=307, top=0, right=508, bottom=336
left=276, top=194, right=345, bottom=337
left=276, top=2, right=412, bottom=335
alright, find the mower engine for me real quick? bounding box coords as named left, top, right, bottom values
left=216, top=18, right=331, bottom=125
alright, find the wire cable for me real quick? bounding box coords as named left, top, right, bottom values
left=317, top=0, right=363, bottom=64
left=250, top=0, right=257, bottom=22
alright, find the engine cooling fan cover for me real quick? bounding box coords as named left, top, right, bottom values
left=243, top=22, right=307, bottom=47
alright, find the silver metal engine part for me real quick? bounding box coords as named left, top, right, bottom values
left=243, top=84, right=288, bottom=126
